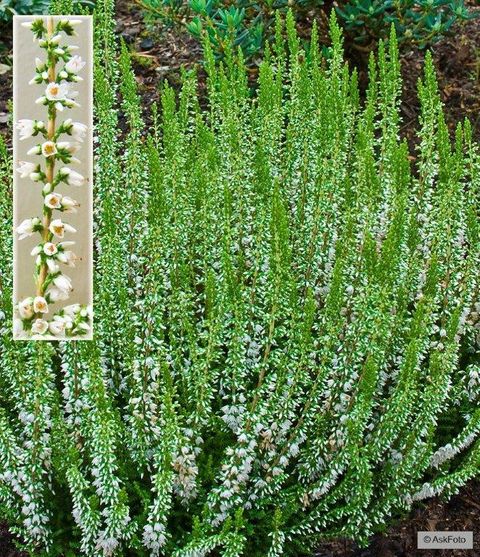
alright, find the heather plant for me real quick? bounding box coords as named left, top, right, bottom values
left=0, top=0, right=479, bottom=555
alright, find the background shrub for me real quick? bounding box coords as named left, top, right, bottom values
left=0, top=0, right=94, bottom=21
left=0, top=0, right=51, bottom=22
left=137, top=0, right=477, bottom=63
left=0, top=1, right=479, bottom=556
left=337, top=0, right=476, bottom=48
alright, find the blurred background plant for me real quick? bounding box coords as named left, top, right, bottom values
left=338, top=0, right=476, bottom=48
left=0, top=0, right=50, bottom=21
left=136, top=0, right=477, bottom=63
left=0, top=0, right=94, bottom=22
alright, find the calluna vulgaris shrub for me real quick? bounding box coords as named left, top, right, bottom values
left=0, top=0, right=479, bottom=555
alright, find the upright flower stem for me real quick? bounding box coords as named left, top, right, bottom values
left=36, top=17, right=55, bottom=300
left=15, top=16, right=91, bottom=338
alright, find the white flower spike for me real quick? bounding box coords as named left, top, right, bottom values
left=15, top=16, right=91, bottom=339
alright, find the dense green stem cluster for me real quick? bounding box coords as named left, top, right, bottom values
left=0, top=1, right=478, bottom=555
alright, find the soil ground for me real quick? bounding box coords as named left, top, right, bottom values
left=1, top=0, right=479, bottom=143
left=0, top=1, right=479, bottom=555
left=316, top=481, right=480, bottom=557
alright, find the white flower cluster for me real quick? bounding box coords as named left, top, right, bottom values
left=172, top=444, right=199, bottom=502
left=142, top=522, right=167, bottom=554
left=411, top=482, right=441, bottom=502
left=14, top=17, right=91, bottom=339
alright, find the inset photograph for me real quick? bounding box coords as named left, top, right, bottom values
left=13, top=15, right=93, bottom=340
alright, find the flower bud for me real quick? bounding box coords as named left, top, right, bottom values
left=27, top=145, right=41, bottom=156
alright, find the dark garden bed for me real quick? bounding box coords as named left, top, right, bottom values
left=1, top=1, right=479, bottom=144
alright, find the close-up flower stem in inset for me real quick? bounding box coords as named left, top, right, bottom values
left=14, top=16, right=92, bottom=339
left=36, top=17, right=56, bottom=303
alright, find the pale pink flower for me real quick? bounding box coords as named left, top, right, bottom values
left=65, top=55, right=85, bottom=74
left=57, top=250, right=77, bottom=267
left=33, top=296, right=48, bottom=314
left=60, top=196, right=79, bottom=213
left=31, top=319, right=48, bottom=335
left=49, top=219, right=76, bottom=239
left=16, top=161, right=36, bottom=179
left=43, top=242, right=58, bottom=256
left=44, top=193, right=62, bottom=209
left=41, top=141, right=57, bottom=157
left=18, top=297, right=34, bottom=320
left=45, top=82, right=69, bottom=102
left=16, top=217, right=40, bottom=240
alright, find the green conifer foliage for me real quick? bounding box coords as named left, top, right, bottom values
left=0, top=5, right=478, bottom=556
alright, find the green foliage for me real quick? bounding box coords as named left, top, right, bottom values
left=1, top=5, right=479, bottom=556
left=336, top=0, right=477, bottom=47
left=137, top=0, right=476, bottom=63
left=185, top=0, right=265, bottom=62
left=0, top=0, right=50, bottom=22
left=0, top=0, right=94, bottom=21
